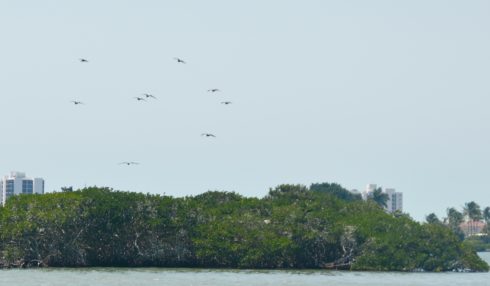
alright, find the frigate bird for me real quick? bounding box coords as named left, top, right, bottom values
left=134, top=97, right=146, bottom=101
left=119, top=162, right=139, bottom=166
left=207, top=89, right=220, bottom=93
left=143, top=93, right=157, bottom=99
left=79, top=58, right=88, bottom=63
left=201, top=133, right=216, bottom=137
left=221, top=101, right=232, bottom=105
left=71, top=101, right=83, bottom=105
left=173, top=57, right=186, bottom=64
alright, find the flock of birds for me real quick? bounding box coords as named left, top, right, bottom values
left=75, top=57, right=230, bottom=166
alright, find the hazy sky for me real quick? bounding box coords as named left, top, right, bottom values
left=1, top=1, right=489, bottom=220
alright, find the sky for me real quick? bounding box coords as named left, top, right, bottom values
left=0, top=0, right=489, bottom=221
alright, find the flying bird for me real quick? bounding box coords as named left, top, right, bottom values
left=143, top=93, right=157, bottom=99
left=134, top=97, right=146, bottom=101
left=207, top=89, right=220, bottom=93
left=79, top=58, right=89, bottom=63
left=221, top=101, right=232, bottom=105
left=201, top=133, right=216, bottom=137
left=119, top=162, right=139, bottom=166
left=71, top=101, right=84, bottom=105
left=173, top=57, right=186, bottom=64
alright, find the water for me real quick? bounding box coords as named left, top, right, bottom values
left=1, top=253, right=490, bottom=286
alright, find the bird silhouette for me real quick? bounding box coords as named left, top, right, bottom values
left=119, top=162, right=139, bottom=166
left=208, top=89, right=220, bottom=93
left=174, top=57, right=186, bottom=64
left=143, top=93, right=157, bottom=99
left=71, top=101, right=84, bottom=105
left=221, top=101, right=232, bottom=105
left=201, top=133, right=216, bottom=137
left=134, top=97, right=146, bottom=101
left=79, top=58, right=89, bottom=63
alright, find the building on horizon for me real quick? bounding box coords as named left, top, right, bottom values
left=459, top=221, right=486, bottom=237
left=361, top=184, right=378, bottom=200
left=384, top=188, right=403, bottom=213
left=0, top=171, right=45, bottom=206
left=361, top=183, right=403, bottom=213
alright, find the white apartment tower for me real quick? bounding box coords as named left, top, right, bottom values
left=362, top=183, right=378, bottom=200
left=0, top=171, right=45, bottom=205
left=362, top=184, right=403, bottom=213
left=384, top=188, right=403, bottom=213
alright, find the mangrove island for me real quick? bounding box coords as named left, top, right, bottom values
left=0, top=183, right=487, bottom=271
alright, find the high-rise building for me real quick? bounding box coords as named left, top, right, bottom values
left=361, top=183, right=403, bottom=213
left=362, top=184, right=378, bottom=200
left=0, top=171, right=44, bottom=205
left=384, top=188, right=403, bottom=213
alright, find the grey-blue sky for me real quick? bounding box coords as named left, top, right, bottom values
left=1, top=1, right=489, bottom=220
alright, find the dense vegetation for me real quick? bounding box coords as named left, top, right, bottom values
left=0, top=184, right=487, bottom=271
left=464, top=236, right=490, bottom=252
left=425, top=201, right=490, bottom=251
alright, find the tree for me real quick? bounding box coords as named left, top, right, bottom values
left=463, top=201, right=483, bottom=221
left=370, top=187, right=389, bottom=208
left=267, top=184, right=309, bottom=198
left=446, top=207, right=465, bottom=240
left=0, top=185, right=488, bottom=271
left=483, top=207, right=490, bottom=224
left=61, top=186, right=73, bottom=192
left=425, top=213, right=442, bottom=224
left=310, top=183, right=361, bottom=202
left=446, top=207, right=464, bottom=227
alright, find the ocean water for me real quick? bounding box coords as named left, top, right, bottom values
left=1, top=253, right=489, bottom=286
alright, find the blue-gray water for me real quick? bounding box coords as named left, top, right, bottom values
left=2, top=253, right=490, bottom=286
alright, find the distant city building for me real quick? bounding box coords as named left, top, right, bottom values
left=384, top=188, right=403, bottom=213
left=460, top=221, right=486, bottom=237
left=362, top=184, right=378, bottom=200
left=0, top=171, right=45, bottom=205
left=361, top=183, right=403, bottom=213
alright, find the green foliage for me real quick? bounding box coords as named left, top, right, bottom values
left=0, top=184, right=487, bottom=271
left=368, top=187, right=389, bottom=208
left=425, top=213, right=442, bottom=225
left=446, top=207, right=465, bottom=240
left=464, top=201, right=483, bottom=221
left=483, top=207, right=490, bottom=224
left=463, top=235, right=490, bottom=252
left=310, top=183, right=361, bottom=202
left=447, top=208, right=464, bottom=227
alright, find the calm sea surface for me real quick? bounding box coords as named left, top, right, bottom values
left=1, top=253, right=490, bottom=286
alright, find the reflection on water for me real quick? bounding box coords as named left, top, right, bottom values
left=0, top=253, right=489, bottom=286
